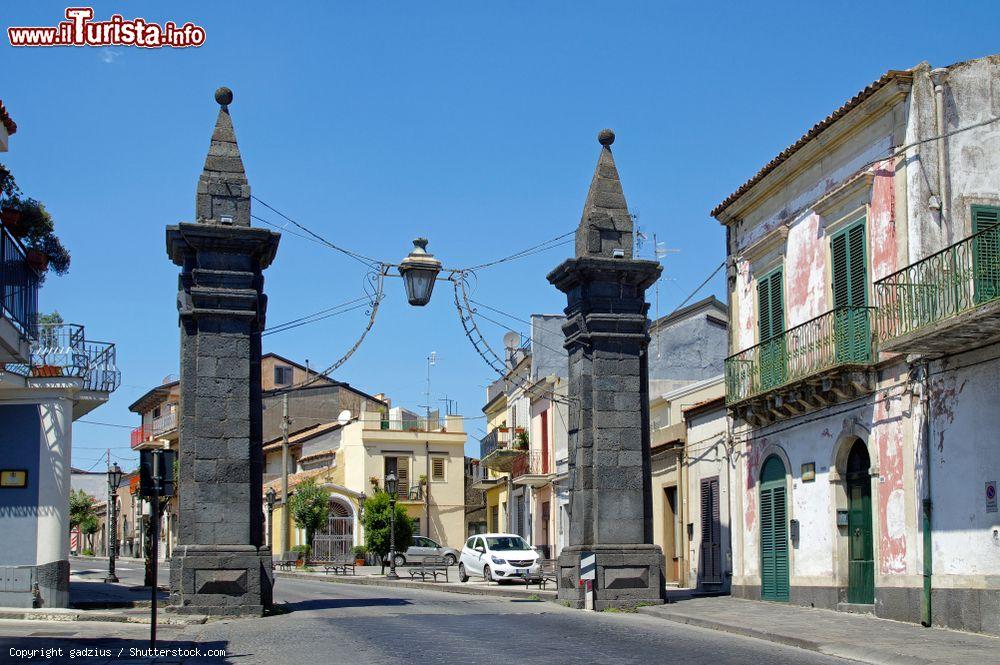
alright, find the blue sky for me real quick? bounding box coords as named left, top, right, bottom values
left=3, top=1, right=997, bottom=469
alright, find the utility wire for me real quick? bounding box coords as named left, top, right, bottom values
left=666, top=261, right=725, bottom=316
left=78, top=419, right=134, bottom=429
left=251, top=196, right=381, bottom=268
left=264, top=300, right=371, bottom=337
left=466, top=231, right=575, bottom=271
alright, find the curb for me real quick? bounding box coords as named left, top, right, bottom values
left=635, top=607, right=939, bottom=665
left=275, top=571, right=558, bottom=601
left=0, top=608, right=206, bottom=626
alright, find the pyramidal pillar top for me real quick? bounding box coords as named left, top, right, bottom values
left=195, top=86, right=251, bottom=226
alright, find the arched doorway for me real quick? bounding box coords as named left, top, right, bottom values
left=846, top=441, right=874, bottom=604
left=759, top=456, right=789, bottom=601
left=312, top=497, right=355, bottom=559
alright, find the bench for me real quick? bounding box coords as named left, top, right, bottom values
left=534, top=559, right=557, bottom=590
left=405, top=555, right=449, bottom=582
left=310, top=555, right=356, bottom=575
left=274, top=552, right=298, bottom=571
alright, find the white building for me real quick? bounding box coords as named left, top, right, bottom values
left=714, top=55, right=1000, bottom=635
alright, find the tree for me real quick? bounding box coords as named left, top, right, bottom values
left=361, top=489, right=414, bottom=574
left=287, top=479, right=330, bottom=552
left=70, top=489, right=100, bottom=551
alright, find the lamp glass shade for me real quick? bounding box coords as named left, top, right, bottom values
left=401, top=267, right=438, bottom=306
left=265, top=487, right=277, bottom=508
left=108, top=463, right=123, bottom=491
left=384, top=472, right=398, bottom=497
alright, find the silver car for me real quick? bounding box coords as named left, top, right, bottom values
left=393, top=536, right=460, bottom=566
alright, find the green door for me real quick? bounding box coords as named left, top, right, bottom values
left=846, top=441, right=875, bottom=604
left=972, top=205, right=1000, bottom=305
left=831, top=219, right=872, bottom=365
left=757, top=268, right=786, bottom=391
left=759, top=456, right=789, bottom=601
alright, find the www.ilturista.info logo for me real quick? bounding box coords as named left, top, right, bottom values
left=8, top=7, right=205, bottom=48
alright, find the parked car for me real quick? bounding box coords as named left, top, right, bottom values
left=458, top=533, right=540, bottom=583
left=391, top=536, right=460, bottom=566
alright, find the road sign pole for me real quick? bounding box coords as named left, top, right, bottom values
left=149, top=450, right=162, bottom=650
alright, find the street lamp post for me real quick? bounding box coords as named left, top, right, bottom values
left=384, top=472, right=399, bottom=580
left=265, top=487, right=277, bottom=551
left=104, top=462, right=124, bottom=583
left=398, top=238, right=442, bottom=306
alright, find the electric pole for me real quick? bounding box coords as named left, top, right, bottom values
left=280, top=392, right=290, bottom=556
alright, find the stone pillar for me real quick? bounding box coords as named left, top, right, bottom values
left=166, top=87, right=279, bottom=617
left=548, top=129, right=664, bottom=610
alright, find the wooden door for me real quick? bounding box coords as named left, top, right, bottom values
left=760, top=457, right=789, bottom=601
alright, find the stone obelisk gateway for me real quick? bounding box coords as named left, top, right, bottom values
left=548, top=130, right=664, bottom=609
left=166, top=88, right=279, bottom=616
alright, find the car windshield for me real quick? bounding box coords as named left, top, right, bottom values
left=486, top=536, right=530, bottom=551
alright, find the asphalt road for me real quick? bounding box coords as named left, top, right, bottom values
left=0, top=560, right=853, bottom=664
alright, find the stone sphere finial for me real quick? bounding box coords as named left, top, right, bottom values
left=598, top=128, right=615, bottom=147
left=215, top=86, right=233, bottom=107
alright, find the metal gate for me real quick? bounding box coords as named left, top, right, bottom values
left=312, top=500, right=353, bottom=560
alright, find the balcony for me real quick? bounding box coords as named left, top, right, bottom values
left=725, top=307, right=876, bottom=426
left=5, top=323, right=120, bottom=393
left=153, top=410, right=178, bottom=437
left=479, top=427, right=526, bottom=472
left=874, top=225, right=1000, bottom=356
left=511, top=451, right=553, bottom=488
left=0, top=223, right=38, bottom=363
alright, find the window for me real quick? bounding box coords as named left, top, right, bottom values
left=831, top=218, right=871, bottom=363
left=274, top=365, right=293, bottom=385
left=152, top=406, right=161, bottom=419
left=757, top=267, right=785, bottom=389
left=411, top=518, right=421, bottom=536
left=972, top=205, right=1000, bottom=303
left=384, top=456, right=409, bottom=500
left=465, top=537, right=476, bottom=549
left=431, top=457, right=445, bottom=482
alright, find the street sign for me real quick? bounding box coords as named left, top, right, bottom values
left=580, top=551, right=596, bottom=581
left=139, top=450, right=176, bottom=498
left=987, top=481, right=997, bottom=513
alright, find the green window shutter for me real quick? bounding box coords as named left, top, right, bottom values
left=832, top=218, right=868, bottom=308
left=757, top=268, right=784, bottom=341
left=972, top=205, right=1000, bottom=303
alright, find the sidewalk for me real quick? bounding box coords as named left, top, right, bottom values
left=637, top=596, right=998, bottom=665
left=275, top=566, right=558, bottom=600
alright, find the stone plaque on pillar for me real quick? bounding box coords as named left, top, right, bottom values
left=547, top=129, right=664, bottom=610
left=166, top=87, right=279, bottom=617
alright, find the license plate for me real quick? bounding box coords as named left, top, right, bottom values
left=516, top=569, right=528, bottom=576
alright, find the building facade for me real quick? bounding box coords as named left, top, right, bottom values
left=0, top=101, right=120, bottom=608
left=715, top=56, right=1000, bottom=635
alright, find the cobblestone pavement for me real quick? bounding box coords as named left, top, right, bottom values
left=0, top=560, right=856, bottom=664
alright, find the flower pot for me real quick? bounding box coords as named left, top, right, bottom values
left=31, top=364, right=61, bottom=378
left=0, top=208, right=26, bottom=238
left=26, top=249, right=48, bottom=273
left=355, top=559, right=364, bottom=566
left=295, top=559, right=304, bottom=568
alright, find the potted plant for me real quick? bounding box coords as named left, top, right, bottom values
left=369, top=475, right=380, bottom=489
left=0, top=163, right=24, bottom=236
left=418, top=474, right=427, bottom=486
left=515, top=431, right=529, bottom=451
left=352, top=545, right=368, bottom=566
left=16, top=199, right=70, bottom=281
left=290, top=544, right=311, bottom=566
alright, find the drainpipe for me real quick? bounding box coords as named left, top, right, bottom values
left=919, top=361, right=934, bottom=627
left=425, top=441, right=430, bottom=538
left=930, top=68, right=950, bottom=236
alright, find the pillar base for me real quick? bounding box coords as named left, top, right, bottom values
left=557, top=544, right=665, bottom=610
left=168, top=545, right=272, bottom=616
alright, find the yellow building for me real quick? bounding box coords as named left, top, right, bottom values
left=266, top=409, right=468, bottom=556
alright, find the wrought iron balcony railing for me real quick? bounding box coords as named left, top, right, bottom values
left=5, top=323, right=120, bottom=392
left=130, top=425, right=150, bottom=449
left=479, top=427, right=527, bottom=459
left=725, top=306, right=876, bottom=405
left=1, top=223, right=39, bottom=339
left=511, top=451, right=549, bottom=479
left=874, top=224, right=1000, bottom=344
left=153, top=410, right=178, bottom=435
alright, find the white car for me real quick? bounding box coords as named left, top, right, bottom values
left=458, top=533, right=540, bottom=583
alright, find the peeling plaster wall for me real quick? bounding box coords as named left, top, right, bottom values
left=929, top=346, right=1000, bottom=580
left=649, top=307, right=728, bottom=382
left=785, top=213, right=827, bottom=327
left=873, top=389, right=908, bottom=575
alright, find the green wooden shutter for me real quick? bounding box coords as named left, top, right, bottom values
left=832, top=219, right=870, bottom=364
left=759, top=457, right=789, bottom=602
left=972, top=205, right=1000, bottom=304
left=758, top=273, right=773, bottom=342
left=757, top=269, right=785, bottom=390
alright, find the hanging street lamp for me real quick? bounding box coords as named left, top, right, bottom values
left=104, top=462, right=124, bottom=583
left=384, top=472, right=400, bottom=579
left=398, top=238, right=443, bottom=306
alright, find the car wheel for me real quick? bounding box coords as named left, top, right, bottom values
left=443, top=553, right=457, bottom=566
left=393, top=554, right=406, bottom=567
left=483, top=564, right=493, bottom=583
left=458, top=563, right=468, bottom=582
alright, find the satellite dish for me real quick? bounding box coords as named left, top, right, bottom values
left=337, top=410, right=352, bottom=425
left=503, top=331, right=520, bottom=350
